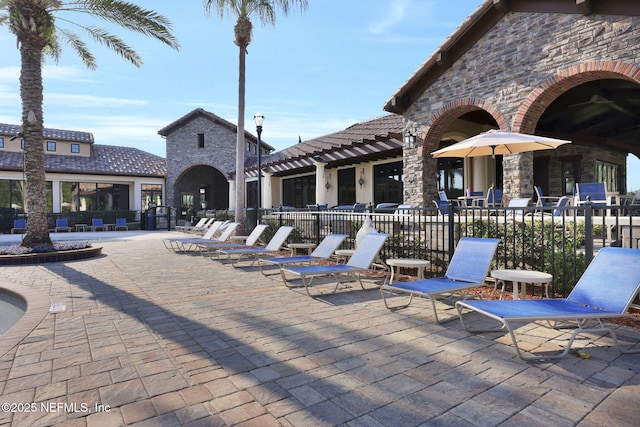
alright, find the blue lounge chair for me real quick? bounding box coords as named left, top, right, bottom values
left=196, top=224, right=268, bottom=256
left=54, top=218, right=72, bottom=232
left=281, top=233, right=388, bottom=297
left=90, top=218, right=108, bottom=231
left=114, top=217, right=128, bottom=231
left=379, top=237, right=500, bottom=323
left=11, top=219, right=26, bottom=234
left=258, top=234, right=348, bottom=278
left=455, top=247, right=640, bottom=360
left=217, top=226, right=294, bottom=267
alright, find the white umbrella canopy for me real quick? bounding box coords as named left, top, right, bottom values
left=431, top=130, right=571, bottom=158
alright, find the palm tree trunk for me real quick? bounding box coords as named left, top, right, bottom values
left=19, top=42, right=52, bottom=247
left=235, top=44, right=246, bottom=226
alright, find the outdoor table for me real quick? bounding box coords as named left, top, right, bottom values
left=491, top=269, right=553, bottom=300
left=334, top=249, right=355, bottom=264
left=457, top=196, right=484, bottom=207
left=385, top=258, right=431, bottom=284
left=75, top=224, right=87, bottom=232
left=287, top=243, right=316, bottom=255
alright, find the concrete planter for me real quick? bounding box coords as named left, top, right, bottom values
left=0, top=246, right=103, bottom=265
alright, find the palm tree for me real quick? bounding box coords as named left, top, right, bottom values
left=1, top=0, right=178, bottom=247
left=204, top=0, right=307, bottom=227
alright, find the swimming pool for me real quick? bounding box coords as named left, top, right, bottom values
left=0, top=288, right=26, bottom=335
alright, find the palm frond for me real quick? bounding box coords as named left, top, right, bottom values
left=58, top=28, right=97, bottom=69
left=81, top=25, right=142, bottom=67
left=60, top=0, right=179, bottom=50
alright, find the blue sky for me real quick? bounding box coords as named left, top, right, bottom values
left=0, top=0, right=639, bottom=191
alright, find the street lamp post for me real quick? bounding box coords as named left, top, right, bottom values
left=254, top=113, right=264, bottom=223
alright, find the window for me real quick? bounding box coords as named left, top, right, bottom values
left=71, top=143, right=80, bottom=154
left=338, top=168, right=356, bottom=205
left=437, top=158, right=464, bottom=198
left=20, top=139, right=24, bottom=150
left=596, top=160, right=620, bottom=192
left=47, top=141, right=56, bottom=152
left=0, top=137, right=4, bottom=148
left=62, top=182, right=130, bottom=212
left=282, top=175, right=316, bottom=208
left=373, top=161, right=403, bottom=205
left=197, top=133, right=205, bottom=148
left=142, top=184, right=163, bottom=209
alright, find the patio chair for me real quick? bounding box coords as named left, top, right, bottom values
left=530, top=195, right=571, bottom=217
left=281, top=233, right=389, bottom=297
left=455, top=247, right=640, bottom=360
left=114, top=218, right=128, bottom=231
left=90, top=218, right=108, bottom=231
left=162, top=220, right=230, bottom=251
left=54, top=218, right=72, bottom=232
left=11, top=219, right=26, bottom=234
left=196, top=224, right=268, bottom=256
left=433, top=200, right=457, bottom=216
left=534, top=185, right=561, bottom=207
left=486, top=187, right=503, bottom=207
left=379, top=237, right=500, bottom=322
left=575, top=182, right=608, bottom=208
left=258, top=234, right=348, bottom=278
left=217, top=226, right=294, bottom=267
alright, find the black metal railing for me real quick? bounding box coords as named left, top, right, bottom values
left=256, top=202, right=640, bottom=297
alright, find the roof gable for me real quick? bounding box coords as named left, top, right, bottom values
left=157, top=107, right=275, bottom=151
left=384, top=0, right=640, bottom=114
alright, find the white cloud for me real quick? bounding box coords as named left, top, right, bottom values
left=44, top=92, right=148, bottom=108
left=367, top=0, right=411, bottom=34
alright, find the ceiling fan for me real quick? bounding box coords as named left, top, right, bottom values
left=569, top=94, right=615, bottom=107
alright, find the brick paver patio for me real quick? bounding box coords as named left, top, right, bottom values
left=0, top=231, right=638, bottom=426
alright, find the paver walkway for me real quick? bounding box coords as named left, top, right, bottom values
left=0, top=231, right=638, bottom=426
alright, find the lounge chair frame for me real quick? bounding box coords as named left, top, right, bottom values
left=455, top=247, right=640, bottom=360
left=163, top=221, right=234, bottom=252
left=281, top=233, right=388, bottom=297
left=197, top=224, right=268, bottom=256
left=258, top=234, right=347, bottom=279
left=379, top=237, right=500, bottom=323
left=217, top=226, right=294, bottom=267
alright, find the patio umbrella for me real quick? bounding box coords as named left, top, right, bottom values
left=431, top=130, right=571, bottom=158
left=430, top=130, right=571, bottom=188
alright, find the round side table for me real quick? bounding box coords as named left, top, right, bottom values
left=491, top=269, right=553, bottom=300
left=288, top=243, right=316, bottom=255
left=386, top=258, right=431, bottom=284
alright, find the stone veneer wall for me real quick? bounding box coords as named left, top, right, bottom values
left=402, top=11, right=640, bottom=206
left=165, top=116, right=240, bottom=209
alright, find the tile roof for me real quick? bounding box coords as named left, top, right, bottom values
left=248, top=114, right=404, bottom=175
left=0, top=123, right=94, bottom=143
left=0, top=145, right=166, bottom=177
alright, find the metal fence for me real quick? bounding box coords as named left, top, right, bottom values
left=256, top=202, right=640, bottom=297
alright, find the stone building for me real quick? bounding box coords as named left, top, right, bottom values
left=158, top=108, right=274, bottom=217
left=385, top=0, right=640, bottom=206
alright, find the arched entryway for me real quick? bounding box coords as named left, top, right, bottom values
left=423, top=103, right=504, bottom=203
left=173, top=165, right=229, bottom=219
